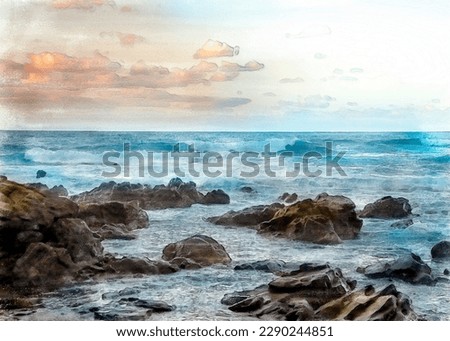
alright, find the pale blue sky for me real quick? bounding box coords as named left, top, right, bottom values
left=0, top=0, right=449, bottom=130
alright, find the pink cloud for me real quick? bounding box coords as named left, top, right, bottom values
left=193, top=40, right=239, bottom=59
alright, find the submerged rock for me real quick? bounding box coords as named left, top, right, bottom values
left=162, top=235, right=231, bottom=267
left=222, top=263, right=417, bottom=321
left=259, top=193, right=362, bottom=244
left=71, top=178, right=230, bottom=209
left=36, top=170, right=46, bottom=179
left=431, top=241, right=450, bottom=259
left=358, top=253, right=436, bottom=285
left=390, top=219, right=414, bottom=229
left=207, top=203, right=284, bottom=228
left=360, top=196, right=412, bottom=219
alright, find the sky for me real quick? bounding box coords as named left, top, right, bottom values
left=0, top=0, right=450, bottom=131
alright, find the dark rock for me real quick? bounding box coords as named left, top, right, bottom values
left=95, top=224, right=136, bottom=240
left=92, top=297, right=174, bottom=321
left=104, top=257, right=178, bottom=275
left=48, top=218, right=103, bottom=263
left=259, top=193, right=362, bottom=244
left=234, top=260, right=294, bottom=273
left=0, top=178, right=184, bottom=294
left=207, top=203, right=284, bottom=227
left=201, top=189, right=230, bottom=205
left=77, top=201, right=149, bottom=233
left=359, top=253, right=436, bottom=285
left=36, top=170, right=46, bottom=179
left=168, top=177, right=184, bottom=188
left=360, top=196, right=412, bottom=219
left=222, top=263, right=418, bottom=321
left=12, top=242, right=77, bottom=287
left=0, top=179, right=79, bottom=229
left=444, top=269, right=449, bottom=276
left=166, top=257, right=202, bottom=270
left=268, top=264, right=353, bottom=307
left=229, top=296, right=266, bottom=312
left=316, top=284, right=418, bottom=321
left=279, top=193, right=298, bottom=203
left=240, top=186, right=255, bottom=193
left=71, top=178, right=230, bottom=209
left=390, top=219, right=414, bottom=229
left=162, top=235, right=231, bottom=267
left=26, top=183, right=69, bottom=197
left=118, top=297, right=174, bottom=312
left=431, top=241, right=450, bottom=259
left=50, top=185, right=69, bottom=197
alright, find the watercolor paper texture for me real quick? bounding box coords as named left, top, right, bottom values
left=0, top=1, right=449, bottom=321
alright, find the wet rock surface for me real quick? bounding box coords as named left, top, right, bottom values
left=209, top=193, right=362, bottom=245
left=207, top=203, right=284, bottom=228
left=431, top=241, right=450, bottom=259
left=357, top=253, right=436, bottom=285
left=234, top=260, right=297, bottom=274
left=359, top=196, right=412, bottom=219
left=259, top=193, right=363, bottom=244
left=222, top=263, right=418, bottom=321
left=162, top=235, right=232, bottom=267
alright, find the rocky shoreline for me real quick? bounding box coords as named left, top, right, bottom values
left=1, top=176, right=449, bottom=320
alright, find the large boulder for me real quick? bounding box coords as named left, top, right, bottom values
left=359, top=196, right=412, bottom=219
left=259, top=193, right=362, bottom=244
left=207, top=203, right=284, bottom=228
left=357, top=253, right=436, bottom=285
left=71, top=178, right=230, bottom=209
left=221, top=263, right=418, bottom=321
left=0, top=178, right=177, bottom=292
left=431, top=241, right=450, bottom=259
left=162, top=235, right=231, bottom=267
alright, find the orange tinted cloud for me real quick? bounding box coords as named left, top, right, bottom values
left=100, top=32, right=145, bottom=47
left=22, top=51, right=120, bottom=86
left=1, top=50, right=261, bottom=114
left=117, top=33, right=145, bottom=46
left=193, top=40, right=239, bottom=59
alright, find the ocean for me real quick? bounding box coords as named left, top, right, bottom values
left=0, top=131, right=449, bottom=320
